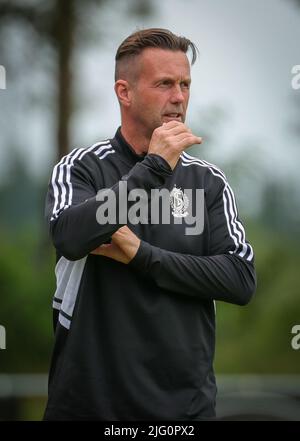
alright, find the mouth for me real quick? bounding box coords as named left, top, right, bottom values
left=163, top=113, right=182, bottom=121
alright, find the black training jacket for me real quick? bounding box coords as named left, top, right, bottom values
left=44, top=127, right=256, bottom=420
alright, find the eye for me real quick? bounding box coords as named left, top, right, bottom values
left=181, top=82, right=190, bottom=89
left=158, top=80, right=172, bottom=87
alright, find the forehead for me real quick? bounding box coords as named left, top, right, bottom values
left=137, top=48, right=191, bottom=80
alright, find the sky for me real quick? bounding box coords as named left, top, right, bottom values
left=0, top=0, right=300, bottom=183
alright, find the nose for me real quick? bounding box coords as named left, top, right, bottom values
left=170, top=85, right=185, bottom=104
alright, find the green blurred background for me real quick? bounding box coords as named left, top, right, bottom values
left=0, top=0, right=299, bottom=420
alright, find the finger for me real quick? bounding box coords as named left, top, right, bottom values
left=161, top=120, right=183, bottom=130
left=175, top=134, right=203, bottom=150
left=90, top=244, right=111, bottom=255
left=112, top=225, right=130, bottom=236
left=118, top=225, right=131, bottom=233
left=171, top=131, right=202, bottom=143
left=164, top=124, right=192, bottom=137
left=94, top=244, right=123, bottom=260
left=113, top=225, right=136, bottom=238
left=111, top=228, right=128, bottom=241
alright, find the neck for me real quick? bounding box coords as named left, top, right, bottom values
left=120, top=124, right=150, bottom=156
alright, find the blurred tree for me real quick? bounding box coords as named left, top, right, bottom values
left=0, top=0, right=153, bottom=161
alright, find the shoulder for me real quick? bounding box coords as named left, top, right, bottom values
left=59, top=139, right=115, bottom=166
left=50, top=139, right=116, bottom=176
left=180, top=151, right=228, bottom=188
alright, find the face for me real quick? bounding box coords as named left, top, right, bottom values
left=127, top=48, right=191, bottom=138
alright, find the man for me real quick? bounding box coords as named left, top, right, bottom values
left=44, top=28, right=256, bottom=421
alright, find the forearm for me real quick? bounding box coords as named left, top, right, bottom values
left=50, top=197, right=115, bottom=260
left=49, top=155, right=172, bottom=260
left=130, top=241, right=256, bottom=305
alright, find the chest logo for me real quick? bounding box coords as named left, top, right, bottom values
left=170, top=185, right=189, bottom=218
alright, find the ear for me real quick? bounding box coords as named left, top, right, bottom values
left=114, top=80, right=132, bottom=107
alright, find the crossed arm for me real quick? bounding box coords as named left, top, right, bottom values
left=46, top=122, right=256, bottom=305
left=90, top=225, right=256, bottom=306
left=90, top=225, right=140, bottom=264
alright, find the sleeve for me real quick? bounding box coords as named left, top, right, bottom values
left=45, top=149, right=172, bottom=261
left=129, top=172, right=256, bottom=306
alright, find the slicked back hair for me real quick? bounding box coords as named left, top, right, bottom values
left=115, top=28, right=198, bottom=82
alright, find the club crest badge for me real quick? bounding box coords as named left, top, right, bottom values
left=170, top=185, right=189, bottom=218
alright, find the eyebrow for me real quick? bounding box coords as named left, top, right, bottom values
left=154, top=76, right=191, bottom=84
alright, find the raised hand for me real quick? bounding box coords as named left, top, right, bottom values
left=148, top=121, right=202, bottom=170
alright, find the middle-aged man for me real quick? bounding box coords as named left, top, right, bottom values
left=44, top=28, right=256, bottom=421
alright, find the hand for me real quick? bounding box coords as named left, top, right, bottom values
left=90, top=226, right=141, bottom=264
left=148, top=121, right=202, bottom=170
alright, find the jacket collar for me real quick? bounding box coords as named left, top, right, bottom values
left=112, top=127, right=146, bottom=165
